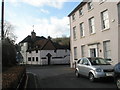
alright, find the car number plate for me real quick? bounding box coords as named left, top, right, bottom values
left=106, top=73, right=113, bottom=76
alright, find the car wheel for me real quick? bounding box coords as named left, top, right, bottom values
left=116, top=78, right=120, bottom=89
left=89, top=73, right=95, bottom=82
left=75, top=70, right=80, bottom=78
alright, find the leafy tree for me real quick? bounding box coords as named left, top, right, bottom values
left=52, top=36, right=70, bottom=49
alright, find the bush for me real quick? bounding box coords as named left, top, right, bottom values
left=2, top=38, right=17, bottom=67
left=2, top=66, right=26, bottom=89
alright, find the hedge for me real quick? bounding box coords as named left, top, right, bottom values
left=2, top=66, right=26, bottom=89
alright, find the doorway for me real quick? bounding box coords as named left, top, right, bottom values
left=90, top=48, right=96, bottom=57
left=46, top=53, right=52, bottom=65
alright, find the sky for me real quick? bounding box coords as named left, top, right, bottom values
left=1, top=0, right=82, bottom=43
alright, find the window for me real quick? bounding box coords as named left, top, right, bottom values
left=82, top=58, right=89, bottom=65
left=81, top=45, right=85, bottom=57
left=99, top=0, right=106, bottom=4
left=101, top=10, right=109, bottom=30
left=74, top=47, right=77, bottom=60
left=79, top=8, right=83, bottom=16
left=72, top=14, right=75, bottom=21
left=36, top=57, right=38, bottom=61
left=32, top=57, right=34, bottom=61
left=73, top=26, right=77, bottom=40
left=103, top=40, right=111, bottom=59
left=36, top=50, right=38, bottom=53
left=28, top=57, right=31, bottom=61
left=88, top=0, right=93, bottom=10
left=89, top=17, right=95, bottom=34
left=80, top=23, right=85, bottom=37
left=118, top=3, right=120, bottom=24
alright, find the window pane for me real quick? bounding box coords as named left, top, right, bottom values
left=74, top=47, right=77, bottom=60
left=103, top=41, right=111, bottom=59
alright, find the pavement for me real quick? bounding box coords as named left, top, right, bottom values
left=26, top=65, right=117, bottom=89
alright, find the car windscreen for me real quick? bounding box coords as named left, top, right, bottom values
left=89, top=58, right=111, bottom=65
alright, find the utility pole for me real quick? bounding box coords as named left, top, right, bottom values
left=1, top=0, right=4, bottom=40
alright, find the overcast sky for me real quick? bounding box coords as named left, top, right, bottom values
left=2, top=0, right=82, bottom=43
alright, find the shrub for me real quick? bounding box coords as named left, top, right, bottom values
left=2, top=66, right=26, bottom=89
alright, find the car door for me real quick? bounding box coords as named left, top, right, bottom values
left=81, top=58, right=91, bottom=76
left=78, top=58, right=87, bottom=76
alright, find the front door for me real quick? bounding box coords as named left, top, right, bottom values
left=46, top=53, right=52, bottom=65
left=90, top=48, right=96, bottom=57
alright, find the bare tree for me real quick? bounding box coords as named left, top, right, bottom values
left=1, top=21, right=17, bottom=42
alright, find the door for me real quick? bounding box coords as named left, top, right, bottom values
left=90, top=48, right=96, bottom=57
left=46, top=53, right=52, bottom=65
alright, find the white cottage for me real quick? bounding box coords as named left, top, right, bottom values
left=19, top=31, right=70, bottom=65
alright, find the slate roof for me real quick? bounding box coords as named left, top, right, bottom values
left=68, top=0, right=88, bottom=17
left=19, top=35, right=46, bottom=43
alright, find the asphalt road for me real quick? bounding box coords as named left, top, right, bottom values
left=26, top=65, right=117, bottom=89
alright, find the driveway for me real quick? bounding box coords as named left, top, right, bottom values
left=26, top=65, right=117, bottom=88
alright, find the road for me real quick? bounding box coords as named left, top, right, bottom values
left=26, top=65, right=117, bottom=88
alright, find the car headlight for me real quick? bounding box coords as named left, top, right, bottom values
left=95, top=68, right=103, bottom=72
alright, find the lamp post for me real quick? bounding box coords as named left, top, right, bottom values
left=1, top=0, right=4, bottom=40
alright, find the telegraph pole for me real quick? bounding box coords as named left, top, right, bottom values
left=1, top=0, right=4, bottom=40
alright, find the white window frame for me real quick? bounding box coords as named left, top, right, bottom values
left=88, top=0, right=93, bottom=10
left=79, top=8, right=83, bottom=16
left=72, top=14, right=75, bottom=21
left=103, top=40, right=111, bottom=59
left=81, top=45, right=85, bottom=57
left=101, top=10, right=110, bottom=30
left=118, top=3, right=120, bottom=24
left=89, top=17, right=95, bottom=34
left=80, top=22, right=85, bottom=37
left=73, top=26, right=77, bottom=40
left=74, top=47, right=77, bottom=60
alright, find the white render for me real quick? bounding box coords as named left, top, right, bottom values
left=69, top=1, right=120, bottom=68
left=26, top=50, right=70, bottom=65
left=19, top=42, right=70, bottom=65
left=20, top=42, right=28, bottom=64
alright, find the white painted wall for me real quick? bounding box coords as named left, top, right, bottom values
left=26, top=49, right=70, bottom=65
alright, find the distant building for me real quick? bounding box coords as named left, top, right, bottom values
left=19, top=31, right=70, bottom=65
left=68, top=0, right=120, bottom=68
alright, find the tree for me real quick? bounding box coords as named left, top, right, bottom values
left=1, top=21, right=17, bottom=68
left=52, top=37, right=70, bottom=49
left=1, top=21, right=17, bottom=43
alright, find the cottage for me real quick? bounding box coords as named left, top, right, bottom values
left=19, top=30, right=70, bottom=65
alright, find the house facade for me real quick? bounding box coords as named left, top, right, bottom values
left=68, top=0, right=120, bottom=68
left=19, top=31, right=70, bottom=65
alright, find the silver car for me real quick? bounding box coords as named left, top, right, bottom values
left=75, top=57, right=114, bottom=82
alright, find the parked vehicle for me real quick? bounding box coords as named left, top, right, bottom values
left=114, top=62, right=120, bottom=89
left=75, top=57, right=114, bottom=82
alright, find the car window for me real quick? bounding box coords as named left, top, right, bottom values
left=89, top=58, right=110, bottom=65
left=82, top=58, right=89, bottom=65
left=77, top=59, right=81, bottom=64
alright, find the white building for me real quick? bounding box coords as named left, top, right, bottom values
left=19, top=31, right=70, bottom=65
left=68, top=0, right=120, bottom=68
